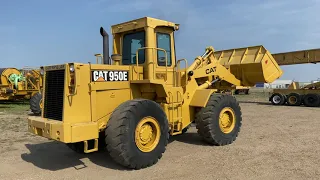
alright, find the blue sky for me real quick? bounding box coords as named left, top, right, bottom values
left=1, top=0, right=320, bottom=82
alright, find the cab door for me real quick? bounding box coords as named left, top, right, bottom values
left=154, top=27, right=176, bottom=86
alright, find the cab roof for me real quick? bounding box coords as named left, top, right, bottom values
left=111, top=17, right=179, bottom=34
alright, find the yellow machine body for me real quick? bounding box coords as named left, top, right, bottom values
left=27, top=17, right=283, bottom=169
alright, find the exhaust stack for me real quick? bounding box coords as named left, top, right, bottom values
left=100, top=27, right=110, bottom=64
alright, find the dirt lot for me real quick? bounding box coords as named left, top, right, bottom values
left=1, top=91, right=320, bottom=180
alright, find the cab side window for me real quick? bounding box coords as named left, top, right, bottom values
left=122, top=31, right=145, bottom=65
left=156, top=33, right=171, bottom=66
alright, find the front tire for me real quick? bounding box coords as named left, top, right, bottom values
left=195, top=94, right=242, bottom=146
left=105, top=99, right=169, bottom=170
left=30, top=92, right=42, bottom=115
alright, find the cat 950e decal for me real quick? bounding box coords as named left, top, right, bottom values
left=92, top=70, right=129, bottom=82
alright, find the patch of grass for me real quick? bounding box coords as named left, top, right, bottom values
left=0, top=100, right=29, bottom=114
left=234, top=90, right=272, bottom=103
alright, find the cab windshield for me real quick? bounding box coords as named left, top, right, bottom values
left=122, top=31, right=145, bottom=65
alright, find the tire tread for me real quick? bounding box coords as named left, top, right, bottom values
left=105, top=99, right=169, bottom=169
left=195, top=94, right=242, bottom=146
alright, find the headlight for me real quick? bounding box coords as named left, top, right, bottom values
left=69, top=64, right=75, bottom=72
left=40, top=67, right=44, bottom=75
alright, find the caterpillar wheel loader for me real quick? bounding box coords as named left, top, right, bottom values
left=27, top=17, right=282, bottom=169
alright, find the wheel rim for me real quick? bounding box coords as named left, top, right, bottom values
left=39, top=99, right=43, bottom=109
left=135, top=116, right=160, bottom=152
left=272, top=95, right=281, bottom=104
left=288, top=96, right=297, bottom=104
left=219, top=107, right=236, bottom=134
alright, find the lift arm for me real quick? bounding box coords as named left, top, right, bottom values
left=187, top=45, right=283, bottom=88
left=191, top=51, right=241, bottom=86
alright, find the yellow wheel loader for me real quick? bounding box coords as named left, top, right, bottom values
left=27, top=17, right=282, bottom=169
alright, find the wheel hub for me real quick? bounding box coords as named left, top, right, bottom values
left=219, top=107, right=236, bottom=134
left=289, top=96, right=297, bottom=104
left=135, top=116, right=160, bottom=152
left=139, top=124, right=153, bottom=144
left=221, top=114, right=231, bottom=127
left=273, top=95, right=281, bottom=103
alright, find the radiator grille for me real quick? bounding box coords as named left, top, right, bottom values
left=43, top=69, right=65, bottom=121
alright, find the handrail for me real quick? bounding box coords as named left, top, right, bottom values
left=176, top=58, right=188, bottom=87
left=168, top=91, right=174, bottom=134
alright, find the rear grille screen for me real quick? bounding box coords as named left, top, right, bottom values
left=43, top=69, right=65, bottom=121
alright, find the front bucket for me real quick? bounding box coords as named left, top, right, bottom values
left=214, top=45, right=283, bottom=86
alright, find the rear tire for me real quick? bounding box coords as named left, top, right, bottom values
left=30, top=92, right=42, bottom=115
left=286, top=93, right=301, bottom=106
left=105, top=99, right=169, bottom=170
left=303, top=94, right=320, bottom=107
left=195, top=94, right=242, bottom=146
left=270, top=93, right=285, bottom=105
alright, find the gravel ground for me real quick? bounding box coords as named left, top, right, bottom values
left=0, top=94, right=320, bottom=180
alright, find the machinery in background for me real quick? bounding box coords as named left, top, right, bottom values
left=233, top=86, right=250, bottom=95
left=0, top=67, right=43, bottom=115
left=269, top=48, right=320, bottom=107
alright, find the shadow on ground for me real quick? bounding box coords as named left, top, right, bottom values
left=0, top=106, right=13, bottom=109
left=21, top=131, right=210, bottom=171
left=238, top=101, right=273, bottom=106
left=26, top=113, right=40, bottom=116
left=0, top=100, right=28, bottom=105
left=238, top=100, right=320, bottom=108
left=0, top=100, right=29, bottom=110
left=21, top=141, right=128, bottom=171
left=169, top=132, right=210, bottom=146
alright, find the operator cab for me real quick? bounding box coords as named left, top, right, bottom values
left=110, top=17, right=180, bottom=82
left=121, top=28, right=172, bottom=67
